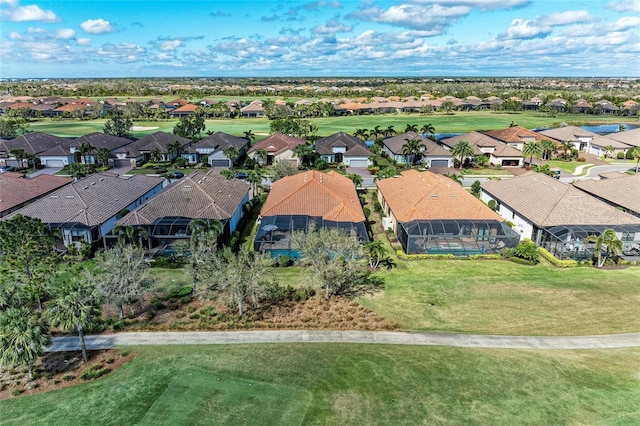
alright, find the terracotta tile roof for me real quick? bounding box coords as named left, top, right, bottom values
left=0, top=172, right=72, bottom=215
left=6, top=102, right=35, bottom=110
left=171, top=104, right=198, bottom=113
left=484, top=126, right=556, bottom=144
left=118, top=170, right=250, bottom=226
left=10, top=173, right=163, bottom=227
left=54, top=103, right=89, bottom=112
left=573, top=174, right=640, bottom=215
left=261, top=170, right=365, bottom=222
left=481, top=172, right=640, bottom=227
left=377, top=170, right=502, bottom=223
left=440, top=132, right=523, bottom=158
left=247, top=133, right=306, bottom=156
left=538, top=126, right=598, bottom=141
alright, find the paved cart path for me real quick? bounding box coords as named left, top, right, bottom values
left=47, top=330, right=640, bottom=352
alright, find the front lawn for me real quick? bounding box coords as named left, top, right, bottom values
left=358, top=259, right=640, bottom=335
left=1, top=344, right=638, bottom=425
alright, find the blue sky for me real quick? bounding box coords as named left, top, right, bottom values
left=1, top=0, right=639, bottom=78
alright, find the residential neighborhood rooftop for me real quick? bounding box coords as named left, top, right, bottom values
left=573, top=174, right=640, bottom=216
left=0, top=172, right=73, bottom=217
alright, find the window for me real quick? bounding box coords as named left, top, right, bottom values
left=622, top=232, right=635, bottom=241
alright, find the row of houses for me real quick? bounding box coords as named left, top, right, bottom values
left=2, top=95, right=639, bottom=119
left=3, top=161, right=638, bottom=262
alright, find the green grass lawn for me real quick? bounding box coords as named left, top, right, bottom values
left=358, top=260, right=640, bottom=336
left=1, top=344, right=638, bottom=425
left=25, top=111, right=632, bottom=138
left=544, top=160, right=590, bottom=174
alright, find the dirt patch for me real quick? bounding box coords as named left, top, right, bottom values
left=131, top=126, right=159, bottom=131
left=0, top=349, right=135, bottom=400
left=117, top=295, right=398, bottom=332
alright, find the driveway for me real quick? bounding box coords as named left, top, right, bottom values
left=47, top=330, right=640, bottom=352
left=345, top=167, right=375, bottom=188
left=28, top=167, right=62, bottom=177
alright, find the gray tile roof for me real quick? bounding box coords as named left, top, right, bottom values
left=5, top=132, right=69, bottom=155
left=481, top=172, right=640, bottom=227
left=70, top=133, right=132, bottom=151
left=117, top=170, right=250, bottom=226
left=11, top=173, right=163, bottom=227
left=573, top=174, right=640, bottom=215
left=136, top=131, right=192, bottom=153
left=315, top=132, right=371, bottom=157
left=383, top=131, right=450, bottom=156
left=605, top=128, right=640, bottom=148
left=538, top=126, right=598, bottom=141
left=441, top=132, right=523, bottom=158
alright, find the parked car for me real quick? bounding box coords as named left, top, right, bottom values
left=167, top=171, right=185, bottom=179
left=0, top=165, right=16, bottom=173
left=235, top=171, right=248, bottom=179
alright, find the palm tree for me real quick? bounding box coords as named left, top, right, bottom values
left=559, top=140, right=575, bottom=160
left=522, top=141, right=543, bottom=167
left=0, top=307, right=51, bottom=378
left=96, top=147, right=111, bottom=167
left=405, top=123, right=418, bottom=133
left=369, top=125, right=384, bottom=143
left=402, top=138, right=426, bottom=166
left=363, top=240, right=389, bottom=269
left=223, top=146, right=239, bottom=167
left=246, top=169, right=264, bottom=194
left=8, top=148, right=27, bottom=169
left=443, top=173, right=463, bottom=185
left=47, top=276, right=101, bottom=362
left=113, top=225, right=148, bottom=247
left=347, top=173, right=363, bottom=189
left=76, top=141, right=96, bottom=164
left=540, top=139, right=557, bottom=160
left=629, top=146, right=640, bottom=174
left=384, top=125, right=396, bottom=137
left=603, top=145, right=615, bottom=159
left=292, top=143, right=314, bottom=168
left=243, top=130, right=256, bottom=145
left=421, top=123, right=435, bottom=139
left=150, top=147, right=162, bottom=163
left=586, top=229, right=623, bottom=268
left=166, top=140, right=183, bottom=162
left=353, top=128, right=369, bottom=141
left=451, top=140, right=475, bottom=169
left=253, top=148, right=268, bottom=166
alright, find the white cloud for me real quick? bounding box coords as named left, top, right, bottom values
left=312, top=19, right=352, bottom=35
left=501, top=10, right=593, bottom=40
left=56, top=28, right=76, bottom=39
left=606, top=0, right=640, bottom=13
left=80, top=18, right=113, bottom=35
left=611, top=16, right=640, bottom=30
left=96, top=43, right=146, bottom=63
left=159, top=40, right=182, bottom=51
left=77, top=38, right=91, bottom=46
left=1, top=2, right=59, bottom=22
left=9, top=31, right=21, bottom=40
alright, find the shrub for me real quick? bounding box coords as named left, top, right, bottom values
left=11, top=389, right=24, bottom=397
left=513, top=239, right=540, bottom=264
left=62, top=374, right=75, bottom=381
left=577, top=157, right=586, bottom=162
left=539, top=247, right=579, bottom=268
left=487, top=199, right=497, bottom=211
left=617, top=152, right=626, bottom=159
left=374, top=200, right=383, bottom=213
left=625, top=150, right=635, bottom=160
left=111, top=320, right=125, bottom=331
left=80, top=365, right=110, bottom=381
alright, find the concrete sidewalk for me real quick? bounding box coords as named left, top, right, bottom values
left=47, top=330, right=640, bottom=352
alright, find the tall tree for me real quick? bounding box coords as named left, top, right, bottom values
left=96, top=147, right=111, bottom=167
left=384, top=125, right=396, bottom=137
left=206, top=246, right=273, bottom=315
left=421, top=123, right=435, bottom=139
left=0, top=215, right=57, bottom=311
left=8, top=148, right=27, bottom=169
left=353, top=128, right=369, bottom=141
left=522, top=141, right=543, bottom=166
left=559, top=140, right=575, bottom=160
left=223, top=146, right=240, bottom=167
left=93, top=244, right=152, bottom=320
left=292, top=223, right=364, bottom=300
left=75, top=141, right=96, bottom=164
left=166, top=140, right=183, bottom=161
left=451, top=140, right=475, bottom=168
left=47, top=275, right=101, bottom=362
left=150, top=147, right=162, bottom=163
left=369, top=125, right=384, bottom=142
left=363, top=240, right=389, bottom=270
left=173, top=115, right=205, bottom=141
left=540, top=139, right=557, bottom=160
left=246, top=169, right=264, bottom=194
left=586, top=229, right=623, bottom=268
left=404, top=123, right=418, bottom=133
left=0, top=307, right=51, bottom=378
left=112, top=225, right=148, bottom=247
left=243, top=130, right=256, bottom=145
left=603, top=145, right=615, bottom=159
left=103, top=115, right=132, bottom=138
left=629, top=146, right=640, bottom=174
left=402, top=138, right=426, bottom=166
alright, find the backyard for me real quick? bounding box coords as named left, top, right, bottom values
left=1, top=344, right=638, bottom=425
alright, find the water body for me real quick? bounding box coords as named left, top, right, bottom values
left=579, top=123, right=637, bottom=135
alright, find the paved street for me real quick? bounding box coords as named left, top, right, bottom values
left=47, top=330, right=640, bottom=352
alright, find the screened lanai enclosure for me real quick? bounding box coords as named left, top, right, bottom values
left=254, top=215, right=369, bottom=258
left=538, top=224, right=640, bottom=261
left=397, top=219, right=520, bottom=255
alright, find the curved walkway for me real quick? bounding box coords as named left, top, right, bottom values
left=47, top=330, right=640, bottom=352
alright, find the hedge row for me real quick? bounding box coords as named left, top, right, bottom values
left=396, top=250, right=502, bottom=261
left=538, top=247, right=579, bottom=268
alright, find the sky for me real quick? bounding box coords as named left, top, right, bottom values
left=0, top=0, right=639, bottom=78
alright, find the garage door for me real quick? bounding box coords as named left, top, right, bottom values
left=349, top=159, right=369, bottom=168
left=113, top=159, right=131, bottom=168
left=430, top=160, right=449, bottom=168
left=210, top=159, right=230, bottom=167
left=46, top=159, right=65, bottom=167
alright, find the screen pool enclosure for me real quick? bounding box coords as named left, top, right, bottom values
left=397, top=219, right=520, bottom=255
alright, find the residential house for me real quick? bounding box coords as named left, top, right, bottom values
left=169, top=103, right=198, bottom=118
left=588, top=134, right=632, bottom=157
left=573, top=174, right=640, bottom=219
left=240, top=100, right=265, bottom=118
left=538, top=126, right=599, bottom=152
left=1, top=132, right=70, bottom=168
left=594, top=100, right=619, bottom=115
left=382, top=131, right=453, bottom=168
left=483, top=126, right=555, bottom=151
left=377, top=170, right=518, bottom=255
left=136, top=132, right=192, bottom=163
left=604, top=127, right=640, bottom=149
left=69, top=133, right=133, bottom=165
left=440, top=132, right=523, bottom=167
left=191, top=132, right=249, bottom=167
left=247, top=133, right=306, bottom=167
left=315, top=132, right=371, bottom=167
left=116, top=170, right=251, bottom=248
left=481, top=172, right=640, bottom=260
left=0, top=172, right=73, bottom=217
left=254, top=170, right=369, bottom=257
left=8, top=173, right=164, bottom=248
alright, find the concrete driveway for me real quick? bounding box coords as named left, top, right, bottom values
left=28, top=167, right=62, bottom=177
